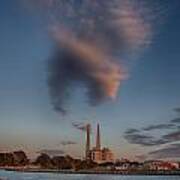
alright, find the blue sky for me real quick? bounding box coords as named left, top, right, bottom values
left=0, top=0, right=180, bottom=160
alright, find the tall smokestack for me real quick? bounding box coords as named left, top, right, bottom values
left=96, top=123, right=101, bottom=150
left=85, top=124, right=91, bottom=160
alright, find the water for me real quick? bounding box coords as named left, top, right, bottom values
left=0, top=170, right=179, bottom=180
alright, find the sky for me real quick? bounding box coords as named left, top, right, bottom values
left=0, top=0, right=180, bottom=161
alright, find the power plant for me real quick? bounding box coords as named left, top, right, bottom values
left=85, top=123, right=114, bottom=164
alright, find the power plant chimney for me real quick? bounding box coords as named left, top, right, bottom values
left=85, top=123, right=91, bottom=160
left=96, top=123, right=101, bottom=150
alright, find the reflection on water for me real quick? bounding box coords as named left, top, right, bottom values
left=0, top=170, right=179, bottom=180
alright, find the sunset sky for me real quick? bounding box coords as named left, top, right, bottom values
left=0, top=0, right=180, bottom=160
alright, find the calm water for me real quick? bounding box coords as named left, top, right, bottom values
left=0, top=170, right=179, bottom=180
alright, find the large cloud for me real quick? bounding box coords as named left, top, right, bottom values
left=26, top=0, right=164, bottom=114
left=48, top=30, right=123, bottom=114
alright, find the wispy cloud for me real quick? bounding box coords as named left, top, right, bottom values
left=124, top=133, right=168, bottom=146
left=171, top=118, right=180, bottom=124
left=124, top=128, right=139, bottom=134
left=60, top=140, right=77, bottom=146
left=37, top=149, right=64, bottom=156
left=148, top=143, right=180, bottom=159
left=163, top=130, right=180, bottom=141
left=174, top=108, right=180, bottom=113
left=72, top=122, right=88, bottom=132
left=143, top=124, right=175, bottom=131
left=124, top=108, right=180, bottom=147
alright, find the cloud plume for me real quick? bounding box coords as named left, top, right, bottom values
left=27, top=0, right=165, bottom=114
left=48, top=29, right=123, bottom=113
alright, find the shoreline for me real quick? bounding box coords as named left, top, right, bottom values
left=3, top=168, right=180, bottom=176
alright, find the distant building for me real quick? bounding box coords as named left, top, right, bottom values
left=115, top=160, right=143, bottom=170
left=144, top=160, right=179, bottom=170
left=85, top=123, right=114, bottom=164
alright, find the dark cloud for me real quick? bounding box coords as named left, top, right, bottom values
left=123, top=123, right=176, bottom=146
left=48, top=37, right=123, bottom=114
left=125, top=128, right=139, bottom=134
left=60, top=140, right=77, bottom=146
left=171, top=118, right=180, bottom=124
left=125, top=128, right=180, bottom=147
left=124, top=133, right=152, bottom=146
left=163, top=130, right=180, bottom=141
left=143, top=124, right=175, bottom=131
left=43, top=0, right=160, bottom=114
left=124, top=133, right=169, bottom=146
left=124, top=106, right=180, bottom=147
left=37, top=149, right=64, bottom=156
left=148, top=143, right=180, bottom=159
left=72, top=122, right=88, bottom=132
left=26, top=0, right=168, bottom=115
left=174, top=108, right=180, bottom=113
left=123, top=108, right=180, bottom=161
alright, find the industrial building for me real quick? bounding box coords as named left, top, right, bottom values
left=85, top=123, right=114, bottom=164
